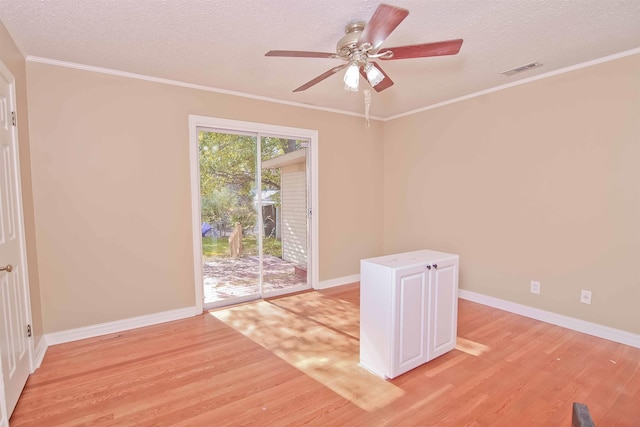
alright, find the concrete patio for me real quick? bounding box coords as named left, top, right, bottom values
left=203, top=255, right=307, bottom=304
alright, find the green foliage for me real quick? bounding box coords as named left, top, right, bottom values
left=199, top=131, right=306, bottom=234
left=201, top=188, right=234, bottom=231
left=199, top=133, right=257, bottom=197
left=230, top=193, right=257, bottom=232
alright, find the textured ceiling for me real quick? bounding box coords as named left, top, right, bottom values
left=0, top=0, right=639, bottom=118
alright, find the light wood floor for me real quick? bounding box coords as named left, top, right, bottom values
left=11, top=284, right=640, bottom=426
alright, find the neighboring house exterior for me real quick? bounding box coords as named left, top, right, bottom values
left=262, top=149, right=308, bottom=268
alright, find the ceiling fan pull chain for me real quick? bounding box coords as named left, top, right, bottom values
left=364, top=89, right=371, bottom=128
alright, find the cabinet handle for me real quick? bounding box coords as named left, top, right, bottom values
left=426, top=265, right=431, bottom=270
left=432, top=264, right=438, bottom=269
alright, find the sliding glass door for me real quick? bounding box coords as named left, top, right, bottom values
left=198, top=128, right=310, bottom=308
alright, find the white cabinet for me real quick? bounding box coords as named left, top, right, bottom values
left=360, top=250, right=459, bottom=379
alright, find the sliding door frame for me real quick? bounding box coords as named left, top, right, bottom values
left=188, top=115, right=319, bottom=314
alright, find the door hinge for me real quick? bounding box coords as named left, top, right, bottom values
left=12, top=111, right=16, bottom=126
left=26, top=324, right=32, bottom=338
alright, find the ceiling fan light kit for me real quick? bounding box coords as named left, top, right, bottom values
left=266, top=3, right=464, bottom=98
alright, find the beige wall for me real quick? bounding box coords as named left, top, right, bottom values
left=0, top=22, right=43, bottom=343
left=384, top=54, right=640, bottom=334
left=25, top=62, right=384, bottom=333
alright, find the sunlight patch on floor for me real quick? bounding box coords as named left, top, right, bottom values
left=268, top=292, right=360, bottom=340
left=210, top=297, right=404, bottom=411
left=455, top=337, right=490, bottom=356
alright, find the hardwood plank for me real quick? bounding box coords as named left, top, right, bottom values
left=10, top=286, right=640, bottom=426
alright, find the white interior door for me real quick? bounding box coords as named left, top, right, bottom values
left=0, top=62, right=32, bottom=419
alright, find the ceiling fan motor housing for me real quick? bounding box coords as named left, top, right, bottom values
left=336, top=21, right=366, bottom=58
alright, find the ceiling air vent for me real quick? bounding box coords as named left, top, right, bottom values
left=501, top=62, right=543, bottom=76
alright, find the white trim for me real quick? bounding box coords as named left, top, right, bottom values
left=32, top=337, right=47, bottom=370
left=386, top=48, right=640, bottom=121
left=188, top=116, right=319, bottom=310
left=458, top=289, right=640, bottom=349
left=26, top=56, right=380, bottom=120
left=315, top=274, right=360, bottom=290
left=309, top=134, right=319, bottom=291
left=44, top=306, right=197, bottom=346
left=188, top=118, right=204, bottom=314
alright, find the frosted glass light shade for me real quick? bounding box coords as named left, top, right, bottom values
left=343, top=63, right=360, bottom=91
left=365, top=63, right=385, bottom=86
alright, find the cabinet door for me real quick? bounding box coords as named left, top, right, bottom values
left=428, top=259, right=458, bottom=360
left=393, top=265, right=430, bottom=377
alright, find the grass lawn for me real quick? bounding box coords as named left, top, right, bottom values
left=202, top=235, right=282, bottom=258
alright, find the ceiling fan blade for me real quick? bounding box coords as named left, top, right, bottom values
left=359, top=62, right=394, bottom=92
left=379, top=39, right=464, bottom=60
left=293, top=64, right=349, bottom=92
left=266, top=50, right=337, bottom=58
left=358, top=4, right=409, bottom=50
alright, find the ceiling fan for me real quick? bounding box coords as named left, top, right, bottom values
left=265, top=3, right=463, bottom=93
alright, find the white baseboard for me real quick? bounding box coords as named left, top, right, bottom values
left=45, top=306, right=198, bottom=346
left=315, top=274, right=360, bottom=290
left=32, top=336, right=47, bottom=370
left=458, top=289, right=640, bottom=349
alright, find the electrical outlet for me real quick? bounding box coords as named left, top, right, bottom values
left=580, top=289, right=592, bottom=304
left=530, top=281, right=541, bottom=294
